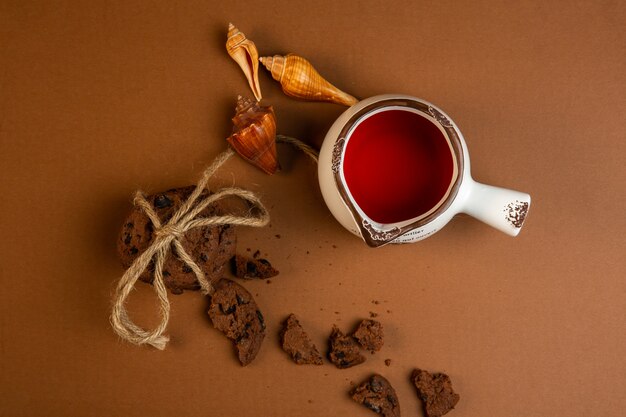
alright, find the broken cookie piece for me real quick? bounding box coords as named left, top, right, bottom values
left=280, top=314, right=323, bottom=365
left=352, top=319, right=384, bottom=353
left=207, top=279, right=265, bottom=366
left=328, top=325, right=365, bottom=369
left=411, top=369, right=459, bottom=417
left=351, top=374, right=401, bottom=417
left=231, top=254, right=279, bottom=279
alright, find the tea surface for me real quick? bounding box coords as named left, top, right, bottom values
left=343, top=109, right=454, bottom=224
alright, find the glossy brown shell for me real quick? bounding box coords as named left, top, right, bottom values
left=227, top=96, right=279, bottom=175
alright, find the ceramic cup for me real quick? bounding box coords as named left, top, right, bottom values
left=318, top=94, right=531, bottom=247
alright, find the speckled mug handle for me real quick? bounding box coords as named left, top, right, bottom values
left=461, top=179, right=531, bottom=236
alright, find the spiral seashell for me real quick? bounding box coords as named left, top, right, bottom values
left=227, top=96, right=279, bottom=175
left=259, top=54, right=358, bottom=106
left=226, top=23, right=262, bottom=101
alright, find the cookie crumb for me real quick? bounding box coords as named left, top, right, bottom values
left=369, top=311, right=379, bottom=318
left=385, top=359, right=392, bottom=367
left=232, top=255, right=279, bottom=279
left=351, top=374, right=400, bottom=417
left=328, top=326, right=365, bottom=369
left=280, top=314, right=323, bottom=365
left=352, top=319, right=384, bottom=353
left=411, top=368, right=459, bottom=417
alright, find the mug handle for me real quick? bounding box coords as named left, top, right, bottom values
left=461, top=179, right=531, bottom=236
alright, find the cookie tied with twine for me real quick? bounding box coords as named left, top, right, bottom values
left=110, top=93, right=319, bottom=350
left=110, top=149, right=270, bottom=350
left=117, top=186, right=237, bottom=294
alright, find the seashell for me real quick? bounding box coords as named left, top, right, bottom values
left=227, top=96, right=279, bottom=175
left=226, top=23, right=262, bottom=102
left=259, top=54, right=358, bottom=107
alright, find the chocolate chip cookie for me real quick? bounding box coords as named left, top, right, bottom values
left=207, top=278, right=265, bottom=366
left=117, top=186, right=236, bottom=294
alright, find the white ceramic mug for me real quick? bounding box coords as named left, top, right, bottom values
left=318, top=94, right=531, bottom=247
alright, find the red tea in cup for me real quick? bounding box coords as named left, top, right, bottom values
left=342, top=109, right=455, bottom=224
left=319, top=95, right=531, bottom=247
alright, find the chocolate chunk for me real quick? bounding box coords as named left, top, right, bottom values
left=117, top=186, right=236, bottom=294
left=280, top=314, right=323, bottom=365
left=351, top=374, right=401, bottom=417
left=153, top=194, right=173, bottom=209
left=411, top=369, right=459, bottom=417
left=231, top=254, right=279, bottom=279
left=246, top=261, right=257, bottom=275
left=328, top=325, right=365, bottom=369
left=256, top=310, right=266, bottom=331
left=352, top=319, right=384, bottom=353
left=207, top=279, right=265, bottom=366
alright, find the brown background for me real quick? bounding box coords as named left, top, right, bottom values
left=1, top=1, right=625, bottom=416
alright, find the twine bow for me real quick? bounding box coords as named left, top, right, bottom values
left=110, top=148, right=270, bottom=350
left=110, top=136, right=318, bottom=350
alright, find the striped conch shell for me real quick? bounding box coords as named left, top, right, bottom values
left=227, top=96, right=279, bottom=175
left=226, top=23, right=262, bottom=101
left=259, top=54, right=358, bottom=106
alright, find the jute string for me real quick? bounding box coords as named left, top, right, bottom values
left=110, top=138, right=319, bottom=350
left=276, top=135, right=319, bottom=164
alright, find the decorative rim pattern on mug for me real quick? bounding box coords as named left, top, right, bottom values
left=428, top=106, right=453, bottom=128
left=331, top=137, right=345, bottom=174
left=362, top=220, right=402, bottom=241
left=331, top=98, right=465, bottom=247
